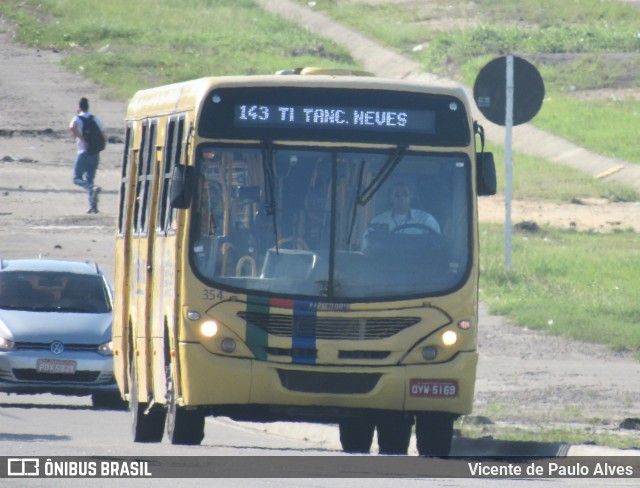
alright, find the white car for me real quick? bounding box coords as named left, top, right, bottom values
left=0, top=258, right=126, bottom=409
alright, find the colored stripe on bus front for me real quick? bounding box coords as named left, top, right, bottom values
left=270, top=298, right=294, bottom=308
left=246, top=297, right=318, bottom=364
left=246, top=295, right=269, bottom=360
left=292, top=301, right=317, bottom=365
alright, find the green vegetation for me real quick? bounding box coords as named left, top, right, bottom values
left=458, top=420, right=640, bottom=450
left=533, top=95, right=640, bottom=164
left=0, top=0, right=354, bottom=99
left=480, top=224, right=640, bottom=356
left=298, top=0, right=640, bottom=164
left=487, top=143, right=639, bottom=202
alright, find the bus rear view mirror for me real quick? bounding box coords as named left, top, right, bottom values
left=170, top=164, right=195, bottom=209
left=477, top=152, right=497, bottom=196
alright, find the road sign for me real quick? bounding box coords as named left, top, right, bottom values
left=474, top=56, right=545, bottom=271
left=474, top=56, right=545, bottom=126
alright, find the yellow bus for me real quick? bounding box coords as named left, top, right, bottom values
left=112, top=68, right=496, bottom=455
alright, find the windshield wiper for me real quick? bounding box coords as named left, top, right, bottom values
left=347, top=145, right=408, bottom=245
left=347, top=159, right=367, bottom=245
left=356, top=145, right=407, bottom=206
left=261, top=141, right=280, bottom=254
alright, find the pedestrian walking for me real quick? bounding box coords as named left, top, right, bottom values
left=69, top=97, right=105, bottom=213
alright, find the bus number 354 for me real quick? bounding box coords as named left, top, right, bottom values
left=203, top=289, right=224, bottom=301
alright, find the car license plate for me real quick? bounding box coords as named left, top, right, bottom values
left=36, top=359, right=77, bottom=375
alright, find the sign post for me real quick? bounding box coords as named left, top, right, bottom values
left=473, top=55, right=545, bottom=271
left=504, top=55, right=514, bottom=271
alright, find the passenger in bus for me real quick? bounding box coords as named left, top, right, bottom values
left=368, top=181, right=440, bottom=235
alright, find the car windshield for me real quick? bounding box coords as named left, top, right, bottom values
left=0, top=272, right=111, bottom=313
left=191, top=146, right=471, bottom=300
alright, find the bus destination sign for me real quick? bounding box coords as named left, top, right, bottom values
left=199, top=87, right=470, bottom=145
left=235, top=104, right=436, bottom=134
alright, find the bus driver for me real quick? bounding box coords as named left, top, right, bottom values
left=368, top=181, right=440, bottom=235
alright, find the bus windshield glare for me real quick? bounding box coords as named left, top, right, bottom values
left=191, top=146, right=471, bottom=300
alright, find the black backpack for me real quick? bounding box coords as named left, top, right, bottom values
left=80, top=115, right=106, bottom=155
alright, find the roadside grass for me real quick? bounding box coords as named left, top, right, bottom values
left=480, top=223, right=640, bottom=357
left=0, top=0, right=355, bottom=99
left=457, top=421, right=640, bottom=450
left=460, top=402, right=640, bottom=449
left=532, top=94, right=640, bottom=164
left=299, top=0, right=640, bottom=164
left=459, top=402, right=640, bottom=449
left=487, top=143, right=640, bottom=202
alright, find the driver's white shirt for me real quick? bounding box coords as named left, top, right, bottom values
left=369, top=208, right=440, bottom=234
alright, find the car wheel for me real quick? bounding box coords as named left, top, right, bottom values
left=130, top=362, right=166, bottom=443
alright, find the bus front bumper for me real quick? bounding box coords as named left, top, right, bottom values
left=178, top=342, right=477, bottom=416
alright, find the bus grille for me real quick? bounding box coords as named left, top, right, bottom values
left=277, top=370, right=381, bottom=394
left=237, top=312, right=420, bottom=340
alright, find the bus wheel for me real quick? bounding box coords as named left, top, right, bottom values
left=415, top=412, right=456, bottom=457
left=165, top=367, right=205, bottom=445
left=130, top=363, right=166, bottom=443
left=339, top=418, right=375, bottom=453
left=376, top=413, right=413, bottom=455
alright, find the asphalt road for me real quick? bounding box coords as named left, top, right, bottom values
left=1, top=393, right=639, bottom=487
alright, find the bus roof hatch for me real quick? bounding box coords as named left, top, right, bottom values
left=276, top=67, right=375, bottom=77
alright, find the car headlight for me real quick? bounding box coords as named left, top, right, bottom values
left=97, top=340, right=113, bottom=356
left=0, top=336, right=16, bottom=351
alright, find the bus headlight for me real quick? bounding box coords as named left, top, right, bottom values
left=442, top=330, right=458, bottom=346
left=200, top=321, right=219, bottom=338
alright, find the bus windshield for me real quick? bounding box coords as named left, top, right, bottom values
left=191, top=146, right=471, bottom=301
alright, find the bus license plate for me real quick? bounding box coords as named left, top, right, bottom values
left=36, top=359, right=77, bottom=375
left=410, top=379, right=458, bottom=398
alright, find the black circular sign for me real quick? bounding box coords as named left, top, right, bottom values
left=473, top=56, right=545, bottom=126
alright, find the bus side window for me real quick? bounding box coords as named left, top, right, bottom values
left=117, top=124, right=133, bottom=236
left=158, top=116, right=184, bottom=234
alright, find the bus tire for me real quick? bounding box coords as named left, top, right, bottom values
left=130, top=362, right=166, bottom=443
left=415, top=412, right=456, bottom=457
left=165, top=366, right=205, bottom=446
left=339, top=418, right=375, bottom=453
left=376, top=413, right=413, bottom=455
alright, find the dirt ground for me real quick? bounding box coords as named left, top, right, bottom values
left=1, top=3, right=639, bottom=446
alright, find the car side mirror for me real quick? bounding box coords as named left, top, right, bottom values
left=477, top=152, right=497, bottom=196
left=170, top=164, right=195, bottom=209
